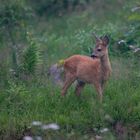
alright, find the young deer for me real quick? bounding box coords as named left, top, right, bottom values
left=61, top=34, right=112, bottom=102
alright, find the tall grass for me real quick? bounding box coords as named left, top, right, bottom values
left=0, top=0, right=140, bottom=139
left=0, top=56, right=140, bottom=139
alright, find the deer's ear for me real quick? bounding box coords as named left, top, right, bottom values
left=103, top=35, right=109, bottom=45
left=92, top=32, right=101, bottom=42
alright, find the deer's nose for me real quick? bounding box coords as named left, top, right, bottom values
left=91, top=53, right=97, bottom=58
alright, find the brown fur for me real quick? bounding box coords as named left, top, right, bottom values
left=61, top=35, right=112, bottom=102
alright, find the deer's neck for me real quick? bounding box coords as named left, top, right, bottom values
left=100, top=54, right=112, bottom=80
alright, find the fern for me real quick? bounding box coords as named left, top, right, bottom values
left=22, top=32, right=42, bottom=75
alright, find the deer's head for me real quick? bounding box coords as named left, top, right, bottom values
left=91, top=34, right=109, bottom=58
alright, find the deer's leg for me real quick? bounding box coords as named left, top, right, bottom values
left=102, top=80, right=108, bottom=94
left=61, top=72, right=76, bottom=96
left=93, top=82, right=103, bottom=103
left=75, top=80, right=85, bottom=96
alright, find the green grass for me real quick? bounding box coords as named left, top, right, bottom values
left=0, top=57, right=140, bottom=139
left=0, top=0, right=140, bottom=139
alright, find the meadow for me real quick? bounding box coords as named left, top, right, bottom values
left=0, top=0, right=140, bottom=139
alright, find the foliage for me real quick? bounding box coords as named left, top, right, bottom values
left=1, top=58, right=140, bottom=139
left=114, top=3, right=140, bottom=55
left=0, top=0, right=31, bottom=28
left=0, top=0, right=140, bottom=139
left=0, top=0, right=33, bottom=75
left=126, top=7, right=140, bottom=46
left=5, top=81, right=29, bottom=110
left=30, top=0, right=91, bottom=16
left=21, top=32, right=42, bottom=75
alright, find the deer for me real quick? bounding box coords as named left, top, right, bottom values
left=61, top=34, right=112, bottom=102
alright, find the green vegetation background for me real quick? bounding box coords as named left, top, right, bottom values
left=0, top=0, right=140, bottom=139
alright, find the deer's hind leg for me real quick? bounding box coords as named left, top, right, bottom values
left=75, top=80, right=85, bottom=96
left=61, top=72, right=76, bottom=96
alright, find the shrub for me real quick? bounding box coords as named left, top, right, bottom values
left=18, top=32, right=42, bottom=76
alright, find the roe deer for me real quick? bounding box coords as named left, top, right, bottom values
left=61, top=34, right=112, bottom=102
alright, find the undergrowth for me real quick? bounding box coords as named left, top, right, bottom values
left=0, top=0, right=140, bottom=139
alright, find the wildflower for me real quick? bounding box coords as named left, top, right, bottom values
left=41, top=123, right=60, bottom=130
left=31, top=121, right=42, bottom=126
left=58, top=59, right=65, bottom=67
left=131, top=7, right=140, bottom=12
left=23, top=136, right=33, bottom=140
left=118, top=40, right=126, bottom=44
left=134, top=48, right=140, bottom=53
left=100, top=128, right=109, bottom=133
left=48, top=64, right=63, bottom=86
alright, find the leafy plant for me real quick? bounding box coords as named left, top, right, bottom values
left=31, top=0, right=91, bottom=16
left=21, top=32, right=42, bottom=75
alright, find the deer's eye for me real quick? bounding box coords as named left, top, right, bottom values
left=97, top=48, right=101, bottom=52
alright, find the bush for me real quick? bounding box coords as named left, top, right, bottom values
left=30, top=0, right=91, bottom=16
left=0, top=0, right=33, bottom=76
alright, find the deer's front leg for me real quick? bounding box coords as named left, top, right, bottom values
left=93, top=81, right=103, bottom=103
